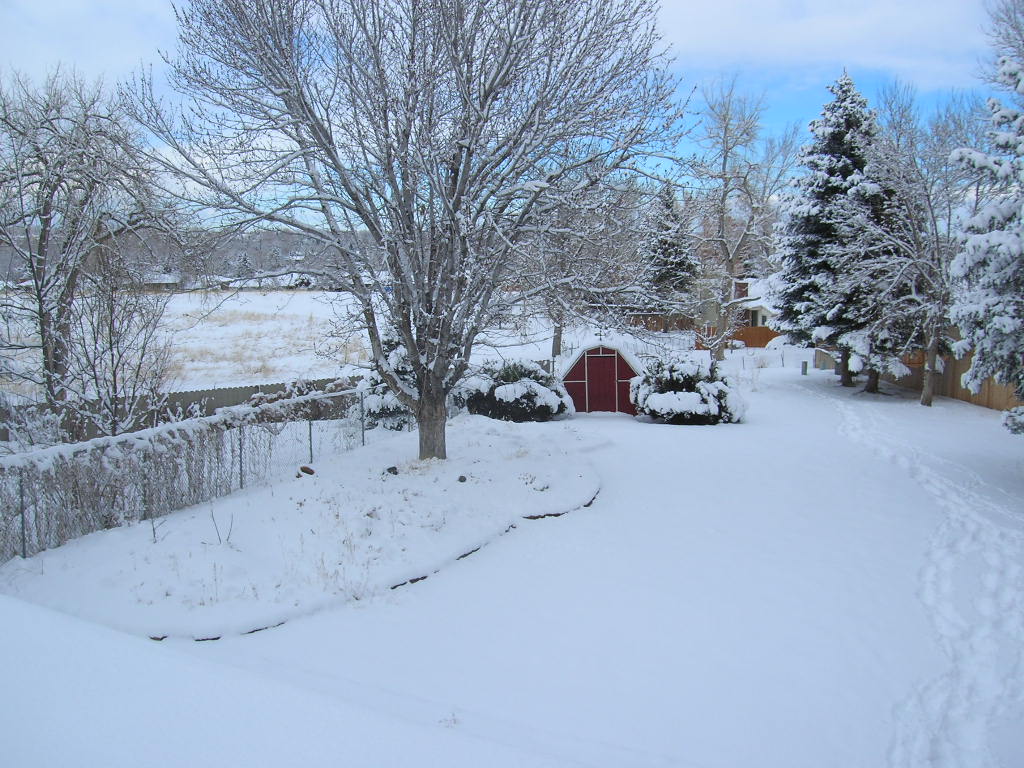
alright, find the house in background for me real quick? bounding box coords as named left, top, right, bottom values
left=142, top=272, right=182, bottom=292
left=735, top=278, right=778, bottom=329
left=630, top=277, right=782, bottom=347
left=730, top=277, right=781, bottom=348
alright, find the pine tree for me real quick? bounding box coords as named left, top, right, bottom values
left=951, top=56, right=1024, bottom=433
left=830, top=129, right=926, bottom=393
left=772, top=74, right=881, bottom=386
left=647, top=185, right=699, bottom=315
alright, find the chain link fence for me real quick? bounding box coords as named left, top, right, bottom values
left=0, top=385, right=382, bottom=562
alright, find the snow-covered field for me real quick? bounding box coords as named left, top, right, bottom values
left=163, top=289, right=698, bottom=390
left=3, top=361, right=1023, bottom=767
left=164, top=290, right=354, bottom=390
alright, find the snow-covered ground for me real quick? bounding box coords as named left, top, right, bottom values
left=3, top=363, right=1023, bottom=767
left=0, top=417, right=598, bottom=639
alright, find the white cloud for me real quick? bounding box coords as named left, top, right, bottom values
left=659, top=0, right=990, bottom=91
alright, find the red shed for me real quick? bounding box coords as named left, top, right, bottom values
left=562, top=346, right=638, bottom=415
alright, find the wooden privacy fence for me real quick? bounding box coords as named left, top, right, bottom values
left=813, top=348, right=1022, bottom=412
left=165, top=376, right=340, bottom=417
left=885, top=355, right=1021, bottom=411
left=0, top=377, right=345, bottom=444
left=731, top=326, right=780, bottom=349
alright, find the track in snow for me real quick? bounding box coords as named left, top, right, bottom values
left=820, top=386, right=1024, bottom=768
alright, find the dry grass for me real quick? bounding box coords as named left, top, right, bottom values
left=205, top=309, right=276, bottom=327
left=166, top=294, right=369, bottom=386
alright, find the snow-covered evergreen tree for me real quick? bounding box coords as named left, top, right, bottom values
left=833, top=88, right=989, bottom=404
left=646, top=185, right=699, bottom=314
left=829, top=124, right=924, bottom=392
left=772, top=74, right=882, bottom=386
left=951, top=56, right=1024, bottom=433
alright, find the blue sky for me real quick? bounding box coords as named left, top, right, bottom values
left=0, top=0, right=996, bottom=138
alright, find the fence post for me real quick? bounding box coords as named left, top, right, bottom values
left=140, top=456, right=149, bottom=522
left=238, top=426, right=245, bottom=490
left=360, top=391, right=366, bottom=447
left=801, top=361, right=808, bottom=376
left=19, top=469, right=27, bottom=559
left=308, top=419, right=314, bottom=464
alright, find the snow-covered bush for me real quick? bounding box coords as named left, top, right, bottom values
left=456, top=360, right=572, bottom=423
left=630, top=357, right=745, bottom=425
left=349, top=337, right=416, bottom=431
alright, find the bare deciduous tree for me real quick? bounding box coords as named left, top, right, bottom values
left=0, top=70, right=177, bottom=440
left=521, top=179, right=656, bottom=359
left=864, top=86, right=990, bottom=405
left=63, top=250, right=175, bottom=436
left=131, top=0, right=684, bottom=459
left=686, top=77, right=798, bottom=361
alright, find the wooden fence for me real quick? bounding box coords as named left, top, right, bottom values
left=731, top=326, right=780, bottom=349
left=628, top=315, right=780, bottom=348
left=0, top=377, right=347, bottom=444
left=164, top=377, right=341, bottom=417
left=814, top=348, right=1022, bottom=412
left=884, top=355, right=1021, bottom=411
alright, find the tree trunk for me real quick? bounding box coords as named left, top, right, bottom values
left=551, top=320, right=563, bottom=359
left=920, top=331, right=940, bottom=407
left=712, top=301, right=728, bottom=362
left=839, top=348, right=855, bottom=387
left=864, top=368, right=880, bottom=394
left=416, top=386, right=448, bottom=460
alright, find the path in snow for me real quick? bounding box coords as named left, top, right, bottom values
left=817, top=385, right=1024, bottom=768
left=178, top=369, right=982, bottom=768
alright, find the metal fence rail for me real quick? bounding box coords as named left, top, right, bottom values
left=0, top=385, right=379, bottom=563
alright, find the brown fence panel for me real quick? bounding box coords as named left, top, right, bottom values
left=814, top=348, right=836, bottom=370
left=732, top=326, right=780, bottom=348
left=883, top=353, right=1022, bottom=412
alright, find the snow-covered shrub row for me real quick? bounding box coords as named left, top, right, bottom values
left=630, top=357, right=745, bottom=425
left=0, top=385, right=365, bottom=562
left=455, top=359, right=573, bottom=422
left=350, top=353, right=572, bottom=426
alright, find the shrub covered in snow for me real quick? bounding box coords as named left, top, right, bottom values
left=630, top=357, right=745, bottom=425
left=350, top=337, right=416, bottom=431
left=456, top=360, right=572, bottom=422
left=358, top=380, right=414, bottom=431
